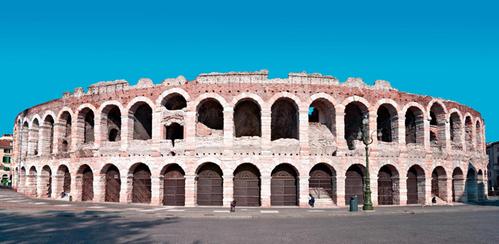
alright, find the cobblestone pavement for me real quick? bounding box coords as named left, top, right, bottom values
left=1, top=188, right=498, bottom=243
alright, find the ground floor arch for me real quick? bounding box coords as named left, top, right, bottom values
left=452, top=167, right=465, bottom=202
left=345, top=164, right=365, bottom=205
left=28, top=166, right=38, bottom=197
left=57, top=165, right=71, bottom=197
left=431, top=166, right=447, bottom=202
left=465, top=167, right=477, bottom=202
left=130, top=163, right=151, bottom=204
left=271, top=163, right=298, bottom=206
left=196, top=163, right=223, bottom=206
left=309, top=163, right=336, bottom=204
left=162, top=164, right=185, bottom=206
left=407, top=165, right=425, bottom=204
left=234, top=163, right=261, bottom=207
left=102, top=164, right=121, bottom=203
left=377, top=165, right=400, bottom=205
left=77, top=165, right=94, bottom=201
left=40, top=165, right=52, bottom=198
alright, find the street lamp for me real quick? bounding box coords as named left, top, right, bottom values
left=359, top=113, right=374, bottom=211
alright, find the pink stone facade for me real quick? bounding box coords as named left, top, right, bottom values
left=10, top=70, right=488, bottom=207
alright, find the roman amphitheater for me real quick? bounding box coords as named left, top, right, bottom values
left=11, top=70, right=488, bottom=208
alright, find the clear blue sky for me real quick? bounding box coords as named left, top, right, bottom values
left=1, top=1, right=498, bottom=142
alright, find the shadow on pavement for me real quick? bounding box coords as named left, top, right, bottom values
left=0, top=210, right=179, bottom=243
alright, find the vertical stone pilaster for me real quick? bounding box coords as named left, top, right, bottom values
left=336, top=176, right=346, bottom=207
left=223, top=175, right=233, bottom=207
left=261, top=108, right=272, bottom=154
left=398, top=116, right=406, bottom=145
left=94, top=114, right=102, bottom=149
left=152, top=109, right=162, bottom=153
left=446, top=177, right=453, bottom=203
left=425, top=174, right=432, bottom=205
left=299, top=108, right=310, bottom=155
left=93, top=173, right=103, bottom=202
left=223, top=108, right=234, bottom=155
left=120, top=115, right=129, bottom=152
left=335, top=105, right=347, bottom=151
left=184, top=112, right=196, bottom=154
left=298, top=175, right=309, bottom=207
left=184, top=175, right=196, bottom=207
left=370, top=174, right=378, bottom=206
left=151, top=176, right=161, bottom=205
left=399, top=176, right=408, bottom=205
left=261, top=175, right=271, bottom=207
left=119, top=176, right=128, bottom=203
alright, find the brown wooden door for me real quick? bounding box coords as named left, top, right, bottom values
left=132, top=165, right=151, bottom=203
left=197, top=165, right=223, bottom=206
left=105, top=167, right=121, bottom=202
left=164, top=168, right=185, bottom=206
left=345, top=169, right=364, bottom=205
left=271, top=166, right=297, bottom=206
left=406, top=170, right=418, bottom=204
left=82, top=168, right=94, bottom=201
left=377, top=171, right=393, bottom=205
left=234, top=165, right=260, bottom=207
left=47, top=175, right=52, bottom=198
left=309, top=168, right=333, bottom=199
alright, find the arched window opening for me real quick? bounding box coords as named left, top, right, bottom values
left=405, top=107, right=424, bottom=145
left=196, top=99, right=224, bottom=137
left=309, top=163, right=336, bottom=204
left=429, top=103, right=446, bottom=148
left=449, top=112, right=462, bottom=149
left=234, top=100, right=261, bottom=137
left=59, top=112, right=72, bottom=153
left=162, top=93, right=187, bottom=110
left=344, top=102, right=368, bottom=150
left=43, top=116, right=55, bottom=154
left=308, top=99, right=336, bottom=153
left=464, top=116, right=473, bottom=150
left=102, top=105, right=121, bottom=142
left=271, top=98, right=299, bottom=141
left=31, top=119, right=40, bottom=156
left=78, top=108, right=95, bottom=144
left=130, top=102, right=152, bottom=140
left=376, top=104, right=398, bottom=143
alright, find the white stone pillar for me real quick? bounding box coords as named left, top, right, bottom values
left=184, top=175, right=196, bottom=207
left=336, top=175, right=346, bottom=207
left=299, top=108, right=310, bottom=155
left=120, top=115, right=129, bottom=152
left=223, top=175, right=233, bottom=207
left=398, top=116, right=406, bottom=145
left=151, top=176, right=161, bottom=205
left=335, top=105, right=347, bottom=151
left=298, top=175, right=309, bottom=207
left=261, top=175, right=271, bottom=207
left=119, top=175, right=128, bottom=203
left=399, top=176, right=408, bottom=205
left=223, top=108, right=234, bottom=155
left=94, top=114, right=102, bottom=149
left=425, top=173, right=432, bottom=205
left=184, top=111, right=196, bottom=155
left=261, top=108, right=272, bottom=154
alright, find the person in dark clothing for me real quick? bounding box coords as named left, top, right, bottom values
left=308, top=194, right=315, bottom=207
left=230, top=200, right=237, bottom=212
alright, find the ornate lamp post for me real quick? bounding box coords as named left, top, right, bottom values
left=360, top=113, right=374, bottom=211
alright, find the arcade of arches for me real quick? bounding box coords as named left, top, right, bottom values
left=16, top=162, right=486, bottom=207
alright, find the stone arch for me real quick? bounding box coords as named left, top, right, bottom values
left=31, top=118, right=40, bottom=156
left=20, top=121, right=29, bottom=159
left=156, top=88, right=191, bottom=108
left=28, top=166, right=38, bottom=197
left=345, top=164, right=366, bottom=205
left=234, top=98, right=261, bottom=137
left=128, top=100, right=153, bottom=140
left=404, top=105, right=425, bottom=145
left=271, top=97, right=299, bottom=141
left=466, top=165, right=478, bottom=202
left=57, top=110, right=73, bottom=153
left=101, top=164, right=121, bottom=202
left=344, top=101, right=369, bottom=150
left=407, top=164, right=425, bottom=204
left=161, top=92, right=188, bottom=110
left=99, top=102, right=123, bottom=142
left=271, top=163, right=299, bottom=206
left=19, top=166, right=27, bottom=192
left=477, top=169, right=485, bottom=201
left=76, top=106, right=96, bottom=144
left=377, top=164, right=400, bottom=205
left=128, top=163, right=152, bottom=203
left=464, top=115, right=473, bottom=150
left=376, top=103, right=399, bottom=143
left=77, top=164, right=94, bottom=201
left=449, top=111, right=463, bottom=149
left=428, top=101, right=447, bottom=148
left=40, top=165, right=52, bottom=198
left=309, top=163, right=336, bottom=204
left=196, top=162, right=223, bottom=206
left=452, top=167, right=465, bottom=202
left=57, top=164, right=71, bottom=196
left=308, top=98, right=336, bottom=143
left=161, top=163, right=186, bottom=206
left=233, top=163, right=261, bottom=206
left=196, top=98, right=224, bottom=137
left=41, top=115, right=55, bottom=155
left=431, top=166, right=448, bottom=201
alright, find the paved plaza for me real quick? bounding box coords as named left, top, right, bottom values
left=0, top=188, right=498, bottom=243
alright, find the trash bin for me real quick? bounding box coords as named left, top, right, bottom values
left=349, top=195, right=358, bottom=212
